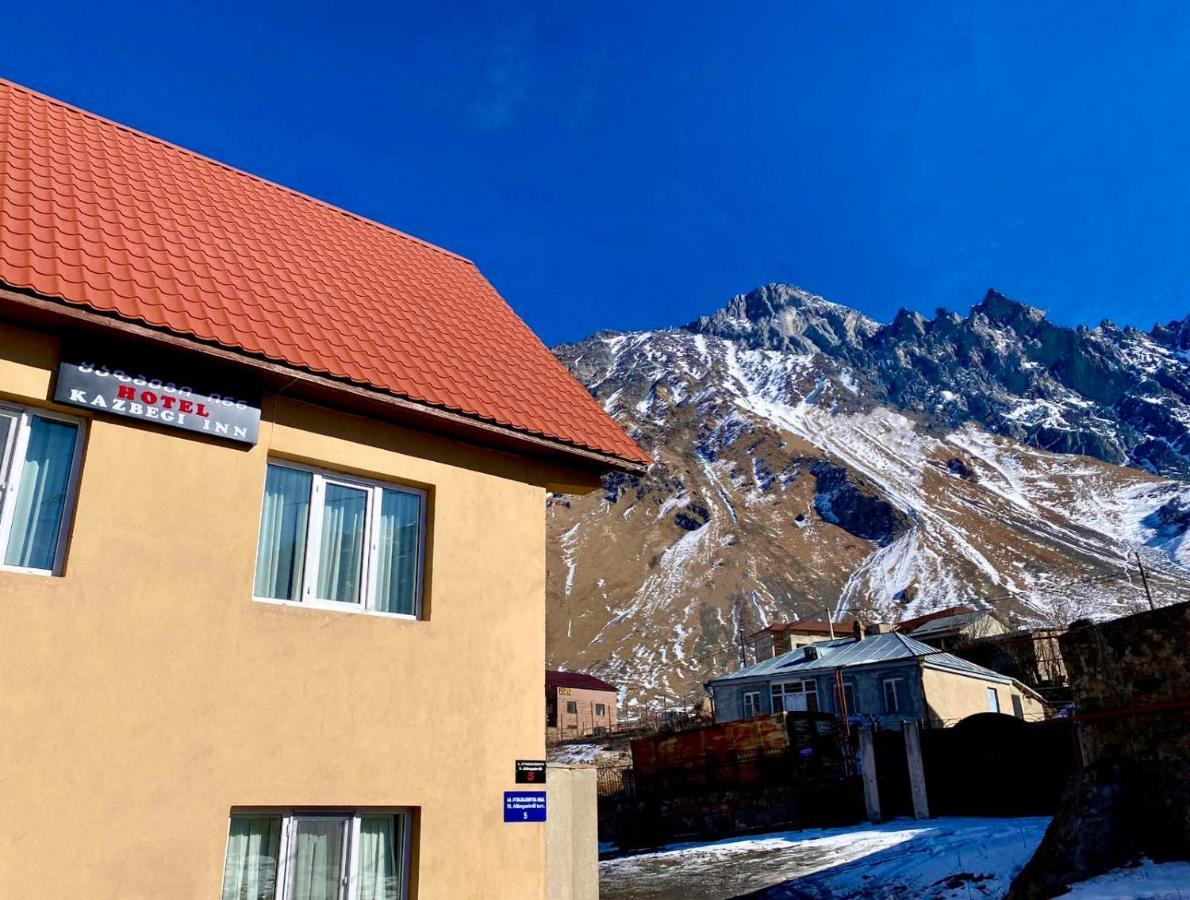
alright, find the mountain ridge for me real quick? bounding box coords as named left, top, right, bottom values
left=546, top=284, right=1190, bottom=708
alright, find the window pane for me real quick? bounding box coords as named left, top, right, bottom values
left=288, top=817, right=348, bottom=900
left=884, top=680, right=901, bottom=713
left=254, top=466, right=312, bottom=600
left=317, top=483, right=368, bottom=603
left=0, top=412, right=15, bottom=473
left=358, top=815, right=402, bottom=900
left=222, top=815, right=282, bottom=900
left=374, top=489, right=421, bottom=614
left=4, top=416, right=78, bottom=570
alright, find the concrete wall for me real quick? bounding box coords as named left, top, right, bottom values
left=0, top=322, right=591, bottom=898
left=545, top=764, right=598, bottom=900
left=920, top=666, right=1046, bottom=726
left=551, top=686, right=618, bottom=735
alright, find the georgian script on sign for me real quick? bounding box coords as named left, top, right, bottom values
left=54, top=361, right=261, bottom=445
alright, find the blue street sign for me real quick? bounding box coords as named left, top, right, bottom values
left=504, top=791, right=547, bottom=823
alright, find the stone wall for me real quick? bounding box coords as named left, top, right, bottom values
left=1061, top=599, right=1190, bottom=765
left=1008, top=600, right=1190, bottom=899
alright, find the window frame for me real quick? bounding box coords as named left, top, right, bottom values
left=221, top=808, right=413, bottom=900
left=565, top=700, right=578, bottom=715
left=1011, top=693, right=1024, bottom=719
left=770, top=679, right=819, bottom=713
left=987, top=686, right=1001, bottom=713
left=742, top=689, right=762, bottom=719
left=841, top=681, right=857, bottom=716
left=252, top=460, right=428, bottom=620
left=0, top=403, right=86, bottom=577
left=594, top=703, right=606, bottom=717
left=882, top=676, right=905, bottom=714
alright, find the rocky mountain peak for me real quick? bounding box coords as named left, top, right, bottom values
left=970, top=288, right=1048, bottom=328
left=687, top=283, right=879, bottom=355
left=1152, top=315, right=1190, bottom=352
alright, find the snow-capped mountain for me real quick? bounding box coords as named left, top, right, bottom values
left=546, top=285, right=1190, bottom=707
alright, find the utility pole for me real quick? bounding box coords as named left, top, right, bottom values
left=1134, top=551, right=1156, bottom=611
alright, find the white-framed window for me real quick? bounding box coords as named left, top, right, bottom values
left=986, top=687, right=1000, bottom=713
left=0, top=404, right=85, bottom=576
left=221, top=809, right=411, bottom=900
left=253, top=461, right=426, bottom=617
left=882, top=677, right=904, bottom=714
left=742, top=690, right=762, bottom=719
left=771, top=680, right=818, bottom=713
left=841, top=681, right=857, bottom=715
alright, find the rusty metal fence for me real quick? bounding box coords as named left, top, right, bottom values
left=595, top=763, right=635, bottom=798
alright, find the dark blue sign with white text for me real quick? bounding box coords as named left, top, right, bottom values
left=504, top=791, right=547, bottom=822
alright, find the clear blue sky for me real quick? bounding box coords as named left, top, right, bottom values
left=6, top=1, right=1190, bottom=345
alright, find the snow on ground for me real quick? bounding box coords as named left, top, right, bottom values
left=1064, top=860, right=1190, bottom=899
left=600, top=817, right=1050, bottom=900
left=546, top=743, right=604, bottom=764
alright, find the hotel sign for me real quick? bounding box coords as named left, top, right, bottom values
left=54, top=360, right=261, bottom=446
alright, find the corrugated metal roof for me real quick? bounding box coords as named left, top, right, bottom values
left=908, top=611, right=987, bottom=638
left=920, top=652, right=1012, bottom=683
left=709, top=631, right=1012, bottom=685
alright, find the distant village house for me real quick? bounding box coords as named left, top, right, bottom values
left=547, top=670, right=619, bottom=736
left=746, top=616, right=859, bottom=662
left=895, top=606, right=1008, bottom=651
left=709, top=623, right=1047, bottom=728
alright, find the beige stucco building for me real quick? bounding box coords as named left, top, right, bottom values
left=0, top=80, right=646, bottom=899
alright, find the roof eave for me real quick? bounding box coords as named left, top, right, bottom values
left=0, top=284, right=650, bottom=477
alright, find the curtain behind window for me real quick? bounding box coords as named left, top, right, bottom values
left=374, top=489, right=421, bottom=615
left=4, top=416, right=77, bottom=570
left=317, top=483, right=367, bottom=603
left=289, top=817, right=347, bottom=900
left=221, top=815, right=282, bottom=900
left=358, top=815, right=401, bottom=900
left=254, top=466, right=312, bottom=600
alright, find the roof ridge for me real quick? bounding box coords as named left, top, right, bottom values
left=0, top=77, right=475, bottom=267
left=893, top=631, right=936, bottom=655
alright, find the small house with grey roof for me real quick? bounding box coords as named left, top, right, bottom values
left=708, top=624, right=1047, bottom=728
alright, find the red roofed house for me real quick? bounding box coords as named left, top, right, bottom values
left=547, top=670, right=620, bottom=736
left=745, top=616, right=860, bottom=663
left=0, top=79, right=646, bottom=898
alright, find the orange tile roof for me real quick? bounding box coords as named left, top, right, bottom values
left=0, top=80, right=649, bottom=469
